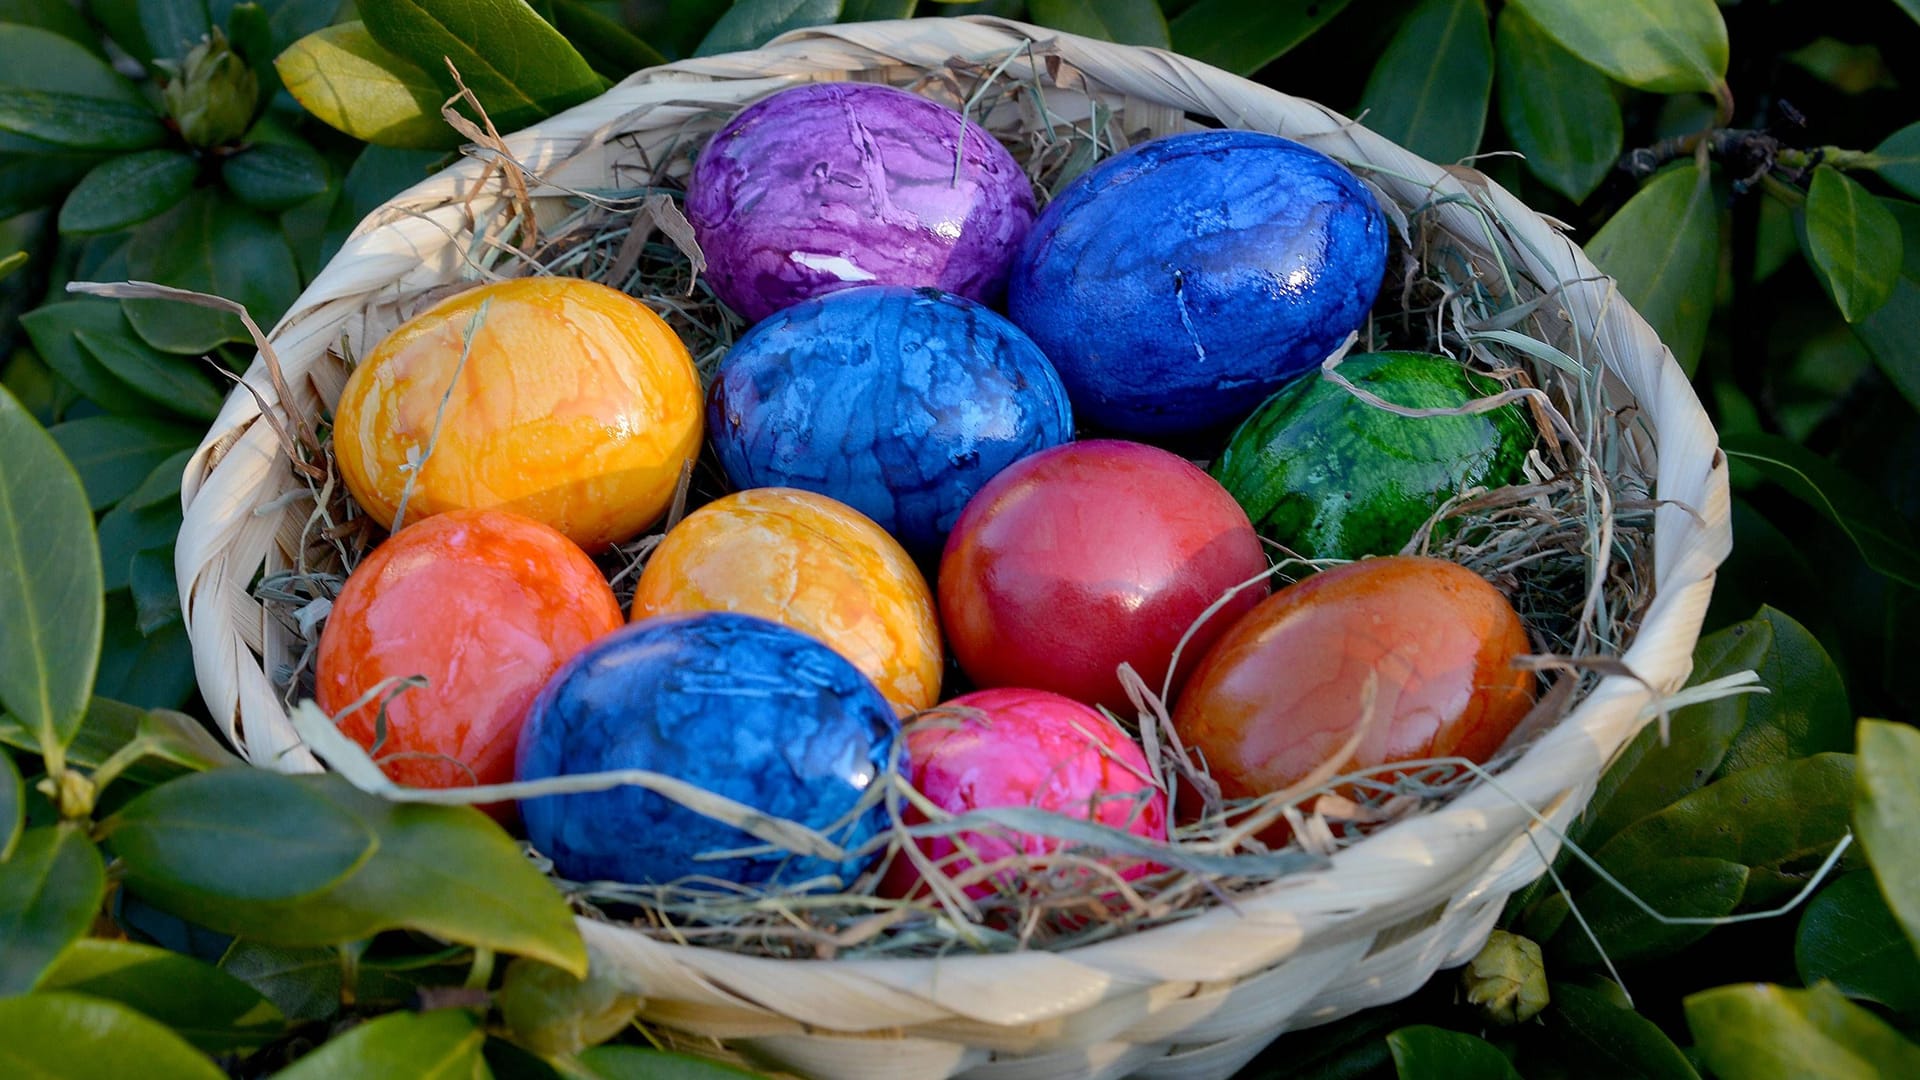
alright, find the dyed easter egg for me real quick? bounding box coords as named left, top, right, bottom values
left=1172, top=556, right=1535, bottom=802
left=631, top=488, right=941, bottom=714
left=939, top=440, right=1269, bottom=711
left=686, top=81, right=1037, bottom=323
left=314, top=509, right=623, bottom=807
left=1212, top=352, right=1535, bottom=560
left=1008, top=129, right=1389, bottom=437
left=515, top=612, right=901, bottom=888
left=882, top=689, right=1168, bottom=900
left=707, top=285, right=1074, bottom=556
left=332, top=276, right=703, bottom=550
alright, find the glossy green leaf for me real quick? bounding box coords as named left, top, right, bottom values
left=1855, top=198, right=1920, bottom=414
left=274, top=1006, right=486, bottom=1079
left=96, top=610, right=197, bottom=712
left=1169, top=0, right=1354, bottom=76
left=222, top=140, right=331, bottom=210
left=697, top=0, right=843, bottom=55
left=18, top=301, right=152, bottom=414
left=577, top=1045, right=769, bottom=1079
left=1494, top=7, right=1620, bottom=203
left=1872, top=122, right=1920, bottom=200
left=1030, top=0, right=1170, bottom=46
left=129, top=549, right=179, bottom=633
left=0, top=992, right=227, bottom=1080
left=498, top=957, right=642, bottom=1058
left=1856, top=718, right=1920, bottom=957
left=361, top=0, right=604, bottom=134
left=1585, top=161, right=1719, bottom=375
left=276, top=21, right=460, bottom=150
left=1897, top=0, right=1920, bottom=26
left=5, top=696, right=235, bottom=784
left=839, top=0, right=917, bottom=20
left=106, top=767, right=382, bottom=904
left=0, top=144, right=104, bottom=218
left=39, top=938, right=285, bottom=1051
left=1795, top=870, right=1920, bottom=1014
left=1722, top=432, right=1920, bottom=590
left=0, top=0, right=104, bottom=51
left=77, top=332, right=224, bottom=422
left=141, top=0, right=215, bottom=64
left=0, top=825, right=106, bottom=994
left=552, top=0, right=666, bottom=81
left=123, top=191, right=301, bottom=354
left=1803, top=166, right=1903, bottom=322
left=0, top=249, right=25, bottom=282
left=1355, top=0, right=1490, bottom=164
left=0, top=387, right=104, bottom=764
left=1550, top=855, right=1747, bottom=968
left=0, top=749, right=20, bottom=862
left=218, top=942, right=344, bottom=1023
left=57, top=150, right=199, bottom=236
left=1541, top=981, right=1701, bottom=1079
left=48, top=415, right=202, bottom=511
left=97, top=451, right=188, bottom=591
left=1506, top=0, right=1726, bottom=94
left=322, top=144, right=446, bottom=263
left=1685, top=982, right=1920, bottom=1079
left=1386, top=1025, right=1521, bottom=1079
left=0, top=26, right=167, bottom=150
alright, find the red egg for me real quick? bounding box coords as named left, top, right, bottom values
left=315, top=509, right=623, bottom=813
left=1172, top=556, right=1536, bottom=803
left=882, top=688, right=1168, bottom=900
left=938, top=440, right=1270, bottom=711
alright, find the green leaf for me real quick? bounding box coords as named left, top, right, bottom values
left=218, top=942, right=343, bottom=1023
left=98, top=452, right=188, bottom=592
left=0, top=249, right=25, bottom=282
left=1721, top=432, right=1920, bottom=590
left=1494, top=6, right=1621, bottom=203
left=276, top=21, right=460, bottom=150
left=1386, top=1025, right=1521, bottom=1079
left=1896, top=0, right=1920, bottom=26
left=552, top=0, right=667, bottom=81
left=0, top=825, right=106, bottom=994
left=123, top=191, right=300, bottom=354
left=1795, top=870, right=1920, bottom=1014
left=1354, top=0, right=1491, bottom=164
left=696, top=0, right=843, bottom=55
left=221, top=140, right=331, bottom=211
left=1578, top=607, right=1849, bottom=847
left=1506, top=0, right=1727, bottom=94
left=1803, top=166, right=1903, bottom=323
left=361, top=0, right=604, bottom=133
left=1855, top=718, right=1920, bottom=958
left=0, top=992, right=227, bottom=1080
left=577, top=1046, right=769, bottom=1079
left=57, top=150, right=201, bottom=236
left=273, top=1006, right=486, bottom=1079
left=0, top=749, right=20, bottom=862
left=141, top=0, right=215, bottom=65
left=18, top=301, right=153, bottom=414
left=1855, top=198, right=1920, bottom=414
left=78, top=332, right=224, bottom=422
left=1541, top=981, right=1702, bottom=1079
left=0, top=26, right=167, bottom=150
left=6, top=697, right=234, bottom=783
left=96, top=605, right=197, bottom=712
left=1584, top=161, right=1719, bottom=375
left=1549, top=855, right=1747, bottom=968
left=0, top=0, right=105, bottom=51
left=1685, top=982, right=1920, bottom=1079
left=48, top=415, right=202, bottom=511
left=322, top=144, right=446, bottom=263
left=497, top=957, right=642, bottom=1057
left=1872, top=122, right=1920, bottom=200
left=1030, top=0, right=1170, bottom=46
left=130, top=548, right=180, bottom=633
left=839, top=0, right=916, bottom=20
left=0, top=387, right=104, bottom=764
left=105, top=767, right=383, bottom=904
left=1170, top=0, right=1354, bottom=76
left=38, top=938, right=286, bottom=1051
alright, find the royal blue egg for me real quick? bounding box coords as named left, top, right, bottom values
left=1007, top=129, right=1389, bottom=438
left=706, top=285, right=1074, bottom=556
left=514, top=611, right=901, bottom=889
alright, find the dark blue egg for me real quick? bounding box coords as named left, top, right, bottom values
left=706, top=285, right=1074, bottom=557
left=514, top=611, right=901, bottom=889
left=1008, top=129, right=1389, bottom=438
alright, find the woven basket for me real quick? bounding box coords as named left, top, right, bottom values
left=174, top=15, right=1731, bottom=1080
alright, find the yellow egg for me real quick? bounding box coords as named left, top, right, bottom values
left=331, top=277, right=703, bottom=550
left=633, top=488, right=942, bottom=714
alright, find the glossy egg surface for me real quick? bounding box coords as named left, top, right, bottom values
left=515, top=612, right=901, bottom=888
left=331, top=276, right=704, bottom=550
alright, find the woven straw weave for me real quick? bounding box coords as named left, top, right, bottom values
left=173, top=16, right=1731, bottom=1080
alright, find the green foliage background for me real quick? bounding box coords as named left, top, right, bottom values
left=1, top=1, right=1918, bottom=1078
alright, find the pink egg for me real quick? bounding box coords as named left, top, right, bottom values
left=882, top=688, right=1169, bottom=900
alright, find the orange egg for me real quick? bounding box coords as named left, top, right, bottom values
left=632, top=488, right=941, bottom=714
left=331, top=276, right=703, bottom=550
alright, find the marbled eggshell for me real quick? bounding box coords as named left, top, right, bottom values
left=1008, top=129, right=1389, bottom=438
left=707, top=285, right=1074, bottom=557
left=515, top=612, right=901, bottom=889
left=631, top=487, right=942, bottom=715
left=686, top=81, right=1037, bottom=324
left=882, top=688, right=1168, bottom=900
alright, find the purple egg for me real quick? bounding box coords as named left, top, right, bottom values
left=686, top=82, right=1038, bottom=324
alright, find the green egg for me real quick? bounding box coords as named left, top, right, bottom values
left=1210, top=351, right=1535, bottom=560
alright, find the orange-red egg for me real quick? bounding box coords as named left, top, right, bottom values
left=315, top=509, right=623, bottom=809
left=331, top=276, right=703, bottom=550
left=632, top=488, right=941, bottom=714
left=1172, top=556, right=1535, bottom=802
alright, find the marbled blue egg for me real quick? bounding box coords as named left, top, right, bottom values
left=514, top=611, right=901, bottom=889
left=706, top=285, right=1074, bottom=556
left=1008, top=129, right=1389, bottom=438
